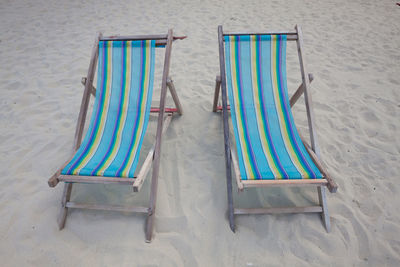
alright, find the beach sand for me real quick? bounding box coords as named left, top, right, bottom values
left=0, top=0, right=399, bottom=265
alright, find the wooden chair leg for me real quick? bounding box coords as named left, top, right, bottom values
left=145, top=174, right=159, bottom=242
left=166, top=77, right=183, bottom=115
left=227, top=174, right=235, bottom=232
left=318, top=186, right=331, bottom=232
left=212, top=75, right=221, bottom=112
left=58, top=183, right=73, bottom=230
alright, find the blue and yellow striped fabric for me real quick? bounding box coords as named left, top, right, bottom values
left=224, top=35, right=322, bottom=180
left=62, top=40, right=155, bottom=178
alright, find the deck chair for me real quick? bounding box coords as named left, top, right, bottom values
left=212, top=25, right=338, bottom=232
left=48, top=29, right=185, bottom=242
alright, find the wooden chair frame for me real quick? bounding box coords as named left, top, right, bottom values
left=213, top=25, right=337, bottom=233
left=48, top=29, right=185, bottom=242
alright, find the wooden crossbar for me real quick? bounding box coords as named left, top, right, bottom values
left=223, top=31, right=298, bottom=41
left=59, top=175, right=135, bottom=185
left=150, top=108, right=178, bottom=113
left=290, top=73, right=314, bottom=107
left=241, top=178, right=328, bottom=188
left=133, top=115, right=172, bottom=192
left=100, top=35, right=187, bottom=41
left=234, top=206, right=323, bottom=215
left=65, top=202, right=149, bottom=213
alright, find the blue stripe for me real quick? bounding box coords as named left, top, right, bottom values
left=225, top=35, right=322, bottom=180
left=62, top=40, right=156, bottom=178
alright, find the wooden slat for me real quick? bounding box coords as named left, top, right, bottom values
left=133, top=115, right=172, bottom=192
left=48, top=153, right=76, bottom=187
left=223, top=30, right=297, bottom=36
left=101, top=34, right=167, bottom=41
left=212, top=75, right=221, bottom=112
left=218, top=25, right=235, bottom=232
left=230, top=147, right=243, bottom=191
left=318, top=186, right=331, bottom=232
left=48, top=170, right=62, bottom=187
left=81, top=77, right=96, bottom=96
left=74, top=33, right=101, bottom=151
left=295, top=25, right=320, bottom=157
left=100, top=35, right=186, bottom=41
left=155, top=39, right=185, bottom=47
left=58, top=183, right=73, bottom=229
left=289, top=73, right=314, bottom=107
left=241, top=178, right=328, bottom=188
left=146, top=29, right=174, bottom=242
left=65, top=202, right=149, bottom=213
left=300, top=137, right=338, bottom=193
left=166, top=77, right=183, bottom=115
left=234, top=206, right=322, bottom=215
left=59, top=175, right=135, bottom=185
left=150, top=107, right=178, bottom=113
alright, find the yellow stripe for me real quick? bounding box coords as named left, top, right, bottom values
left=270, top=35, right=307, bottom=178
left=96, top=41, right=132, bottom=176
left=228, top=36, right=255, bottom=179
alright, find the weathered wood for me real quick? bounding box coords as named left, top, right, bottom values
left=145, top=29, right=174, bottom=242
left=166, top=77, right=183, bottom=115
left=48, top=170, right=61, bottom=187
left=224, top=31, right=297, bottom=38
left=234, top=206, right=323, bottom=215
left=100, top=35, right=187, bottom=41
left=133, top=115, right=172, bottom=192
left=212, top=75, right=221, bottom=112
left=155, top=39, right=185, bottom=47
left=300, top=137, right=338, bottom=193
left=290, top=73, right=314, bottom=107
left=228, top=133, right=243, bottom=191
left=241, top=178, right=328, bottom=188
left=295, top=25, right=320, bottom=158
left=81, top=77, right=96, bottom=96
left=318, top=186, right=331, bottom=232
left=218, top=25, right=235, bottom=233
left=230, top=147, right=243, bottom=191
left=150, top=107, right=178, bottom=113
left=59, top=175, right=135, bottom=185
left=48, top=151, right=82, bottom=187
left=74, top=33, right=102, bottom=151
left=58, top=183, right=73, bottom=230
left=65, top=202, right=149, bottom=213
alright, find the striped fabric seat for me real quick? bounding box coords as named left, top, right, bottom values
left=62, top=40, right=155, bottom=178
left=224, top=35, right=322, bottom=180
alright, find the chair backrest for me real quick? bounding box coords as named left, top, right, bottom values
left=223, top=34, right=322, bottom=180
left=62, top=40, right=156, bottom=178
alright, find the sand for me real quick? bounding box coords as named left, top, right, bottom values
left=0, top=0, right=399, bottom=266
